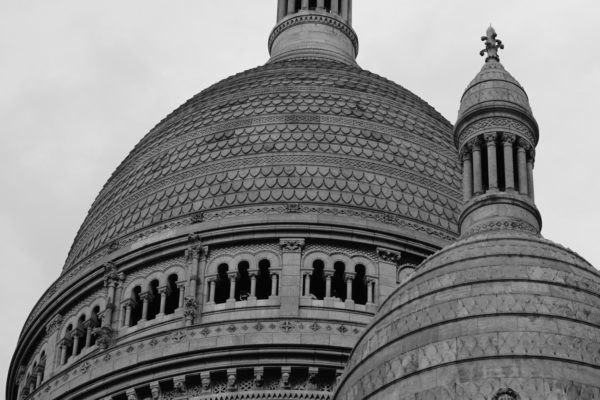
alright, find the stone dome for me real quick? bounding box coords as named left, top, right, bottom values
left=458, top=59, right=533, bottom=122
left=63, top=57, right=462, bottom=272
left=335, top=230, right=600, bottom=399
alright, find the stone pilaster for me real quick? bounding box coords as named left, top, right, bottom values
left=377, top=247, right=401, bottom=304
left=44, top=314, right=63, bottom=377
left=279, top=238, right=304, bottom=316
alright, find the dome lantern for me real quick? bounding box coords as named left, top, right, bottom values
left=454, top=27, right=542, bottom=238
left=270, top=0, right=358, bottom=65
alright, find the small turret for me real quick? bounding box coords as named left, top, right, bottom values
left=454, top=27, right=541, bottom=237
left=269, top=0, right=358, bottom=65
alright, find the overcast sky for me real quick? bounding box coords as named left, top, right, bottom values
left=1, top=0, right=599, bottom=391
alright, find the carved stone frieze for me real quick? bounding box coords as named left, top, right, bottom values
left=45, top=314, right=63, bottom=337
left=377, top=248, right=402, bottom=264
left=458, top=117, right=535, bottom=150
left=279, top=238, right=305, bottom=252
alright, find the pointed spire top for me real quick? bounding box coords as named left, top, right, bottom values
left=480, top=25, right=504, bottom=62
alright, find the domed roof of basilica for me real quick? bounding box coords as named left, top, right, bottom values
left=63, top=57, right=463, bottom=272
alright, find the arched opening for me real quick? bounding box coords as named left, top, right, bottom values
left=63, top=324, right=73, bottom=362
left=353, top=264, right=368, bottom=304
left=90, top=306, right=100, bottom=347
left=332, top=261, right=346, bottom=300
left=38, top=351, right=46, bottom=382
left=236, top=261, right=251, bottom=301
left=256, top=259, right=272, bottom=299
left=75, top=315, right=86, bottom=355
left=310, top=260, right=325, bottom=299
left=147, top=280, right=160, bottom=320
left=214, top=264, right=230, bottom=304
left=325, top=0, right=332, bottom=12
left=131, top=286, right=143, bottom=326
left=165, top=274, right=180, bottom=315
left=308, top=0, right=317, bottom=10
left=294, top=0, right=301, bottom=13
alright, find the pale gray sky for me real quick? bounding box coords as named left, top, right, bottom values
left=2, top=0, right=599, bottom=391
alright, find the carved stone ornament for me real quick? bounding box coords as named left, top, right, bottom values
left=307, top=367, right=319, bottom=390
left=184, top=297, right=199, bottom=319
left=149, top=382, right=161, bottom=400
left=200, top=371, right=211, bottom=392
left=280, top=366, right=291, bottom=389
left=126, top=389, right=138, bottom=400
left=493, top=388, right=520, bottom=400
left=45, top=314, right=63, bottom=337
left=103, top=262, right=122, bottom=287
left=254, top=367, right=264, bottom=388
left=502, top=132, right=517, bottom=144
left=173, top=376, right=186, bottom=393
left=480, top=25, right=504, bottom=61
left=377, top=247, right=402, bottom=264
left=92, top=326, right=114, bottom=350
left=227, top=369, right=237, bottom=392
left=279, top=238, right=305, bottom=252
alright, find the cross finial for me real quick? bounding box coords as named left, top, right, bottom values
left=480, top=25, right=504, bottom=62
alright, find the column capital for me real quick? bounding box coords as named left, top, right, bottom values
left=344, top=272, right=356, bottom=281
left=226, top=368, right=237, bottom=392
left=468, top=136, right=483, bottom=149
left=139, top=292, right=153, bottom=302
left=324, top=271, right=334, bottom=278
left=125, top=388, right=138, bottom=400
left=377, top=247, right=402, bottom=264
left=103, top=262, right=125, bottom=287
left=460, top=147, right=472, bottom=161
left=279, top=238, right=305, bottom=252
left=121, top=298, right=136, bottom=308
left=149, top=381, right=161, bottom=400
left=254, top=367, right=264, bottom=388
left=517, top=138, right=531, bottom=151
left=248, top=269, right=259, bottom=278
left=200, top=371, right=211, bottom=392
left=501, top=132, right=517, bottom=144
left=227, top=271, right=238, bottom=280
left=158, top=285, right=169, bottom=294
left=484, top=132, right=497, bottom=143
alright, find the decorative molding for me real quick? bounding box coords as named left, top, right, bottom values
left=459, top=117, right=535, bottom=149
left=461, top=219, right=539, bottom=238
left=279, top=238, right=305, bottom=252
left=92, top=326, right=114, bottom=350
left=377, top=248, right=402, bottom=264
left=269, top=14, right=358, bottom=54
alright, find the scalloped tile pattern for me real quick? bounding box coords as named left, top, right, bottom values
left=63, top=59, right=462, bottom=271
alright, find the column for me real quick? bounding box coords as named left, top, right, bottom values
left=178, top=283, right=185, bottom=308
left=209, top=280, right=216, bottom=303
left=277, top=0, right=287, bottom=21
left=113, top=274, right=125, bottom=328
left=461, top=146, right=473, bottom=201
left=331, top=0, right=339, bottom=14
left=485, top=133, right=498, bottom=190
left=317, top=0, right=325, bottom=9
left=341, top=0, right=349, bottom=21
left=84, top=322, right=92, bottom=348
left=158, top=287, right=167, bottom=315
left=470, top=138, right=483, bottom=195
left=502, top=133, right=516, bottom=191
left=527, top=151, right=535, bottom=201
left=517, top=140, right=529, bottom=195
left=123, top=301, right=133, bottom=327
left=301, top=0, right=309, bottom=10
left=345, top=272, right=355, bottom=302
left=367, top=280, right=374, bottom=304
left=140, top=293, right=150, bottom=321
left=228, top=271, right=237, bottom=301
left=347, top=0, right=352, bottom=25
left=303, top=273, right=311, bottom=296
left=35, top=369, right=42, bottom=387
left=72, top=331, right=81, bottom=357
left=249, top=271, right=258, bottom=299
left=187, top=245, right=200, bottom=301
left=324, top=272, right=333, bottom=298
left=287, top=0, right=295, bottom=15
left=271, top=273, right=279, bottom=297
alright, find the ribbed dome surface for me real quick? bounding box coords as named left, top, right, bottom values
left=458, top=59, right=533, bottom=121
left=63, top=58, right=462, bottom=271
left=335, top=231, right=600, bottom=399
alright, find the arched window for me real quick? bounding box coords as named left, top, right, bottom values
left=74, top=315, right=86, bottom=355
left=90, top=306, right=100, bottom=346
left=131, top=286, right=143, bottom=326
left=294, top=0, right=301, bottom=12
left=63, top=324, right=73, bottom=363
left=165, top=274, right=179, bottom=315
left=310, top=260, right=326, bottom=299
left=147, top=279, right=160, bottom=320
left=256, top=259, right=272, bottom=299
left=236, top=261, right=250, bottom=301
left=214, top=264, right=230, bottom=304
left=308, top=0, right=317, bottom=10
left=353, top=264, right=368, bottom=304
left=324, top=0, right=332, bottom=12
left=332, top=261, right=346, bottom=301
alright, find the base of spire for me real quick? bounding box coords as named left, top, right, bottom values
left=459, top=192, right=542, bottom=238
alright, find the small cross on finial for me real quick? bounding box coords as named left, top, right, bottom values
left=480, top=25, right=504, bottom=62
